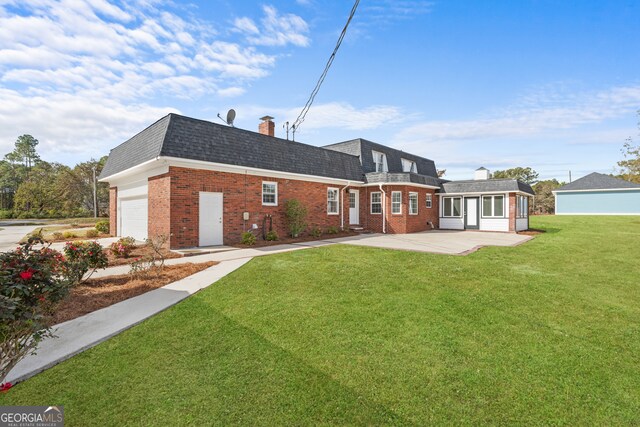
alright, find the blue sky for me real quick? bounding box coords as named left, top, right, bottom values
left=0, top=0, right=639, bottom=181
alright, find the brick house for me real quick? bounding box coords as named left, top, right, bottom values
left=99, top=114, right=534, bottom=249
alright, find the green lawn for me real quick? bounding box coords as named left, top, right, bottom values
left=3, top=216, right=640, bottom=425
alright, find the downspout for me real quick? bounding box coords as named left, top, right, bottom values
left=379, top=183, right=386, bottom=234
left=340, top=181, right=351, bottom=230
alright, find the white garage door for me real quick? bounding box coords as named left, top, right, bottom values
left=120, top=197, right=148, bottom=241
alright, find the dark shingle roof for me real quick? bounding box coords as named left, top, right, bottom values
left=365, top=172, right=442, bottom=187
left=323, top=138, right=439, bottom=177
left=100, top=115, right=170, bottom=179
left=100, top=114, right=363, bottom=181
left=440, top=179, right=534, bottom=195
left=555, top=172, right=640, bottom=191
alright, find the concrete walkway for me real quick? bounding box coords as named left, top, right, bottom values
left=89, top=240, right=335, bottom=278
left=5, top=258, right=252, bottom=384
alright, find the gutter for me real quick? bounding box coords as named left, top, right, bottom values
left=379, top=183, right=386, bottom=234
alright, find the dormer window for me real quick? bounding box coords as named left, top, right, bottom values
left=372, top=150, right=388, bottom=173
left=401, top=158, right=417, bottom=173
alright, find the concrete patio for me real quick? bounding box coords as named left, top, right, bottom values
left=325, top=230, right=532, bottom=254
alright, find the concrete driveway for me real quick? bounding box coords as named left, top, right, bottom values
left=325, top=230, right=532, bottom=255
left=0, top=225, right=43, bottom=252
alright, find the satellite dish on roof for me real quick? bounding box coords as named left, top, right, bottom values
left=217, top=109, right=236, bottom=127
left=226, top=109, right=236, bottom=127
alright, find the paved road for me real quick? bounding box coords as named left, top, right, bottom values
left=0, top=225, right=43, bottom=252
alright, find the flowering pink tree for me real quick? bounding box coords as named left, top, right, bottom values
left=0, top=237, right=81, bottom=390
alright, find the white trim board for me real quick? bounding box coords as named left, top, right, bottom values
left=100, top=156, right=363, bottom=186
left=553, top=188, right=640, bottom=193
left=555, top=213, right=640, bottom=216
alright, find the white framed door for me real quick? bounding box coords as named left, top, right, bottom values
left=349, top=189, right=360, bottom=225
left=199, top=192, right=223, bottom=246
left=464, top=197, right=479, bottom=230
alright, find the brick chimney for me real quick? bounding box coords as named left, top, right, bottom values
left=259, top=116, right=275, bottom=137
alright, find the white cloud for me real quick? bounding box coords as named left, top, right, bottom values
left=394, top=85, right=640, bottom=145
left=242, top=102, right=405, bottom=132
left=233, top=5, right=310, bottom=47
left=0, top=0, right=310, bottom=159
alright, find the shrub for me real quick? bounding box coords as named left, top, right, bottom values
left=310, top=226, right=322, bottom=238
left=129, top=257, right=153, bottom=278
left=110, top=237, right=136, bottom=258
left=51, top=232, right=64, bottom=240
left=265, top=230, right=279, bottom=241
left=63, top=241, right=108, bottom=283
left=284, top=199, right=307, bottom=238
left=62, top=231, right=77, bottom=239
left=137, top=234, right=171, bottom=276
left=0, top=237, right=75, bottom=387
left=326, top=226, right=339, bottom=234
left=241, top=231, right=256, bottom=246
left=0, top=210, right=13, bottom=219
left=85, top=229, right=99, bottom=238
left=95, top=220, right=109, bottom=234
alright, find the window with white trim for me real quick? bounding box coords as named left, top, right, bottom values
left=327, top=188, right=339, bottom=215
left=482, top=195, right=505, bottom=217
left=401, top=158, right=417, bottom=173
left=409, top=192, right=418, bottom=215
left=517, top=195, right=528, bottom=218
left=425, top=193, right=432, bottom=208
left=372, top=150, right=388, bottom=173
left=262, top=181, right=277, bottom=206
left=391, top=191, right=402, bottom=214
left=442, top=197, right=461, bottom=217
left=371, top=192, right=382, bottom=214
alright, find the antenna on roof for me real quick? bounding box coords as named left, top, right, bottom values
left=217, top=109, right=236, bottom=127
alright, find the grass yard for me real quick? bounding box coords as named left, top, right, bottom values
left=3, top=216, right=640, bottom=425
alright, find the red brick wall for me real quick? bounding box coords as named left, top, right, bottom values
left=508, top=193, right=517, bottom=232
left=148, top=174, right=172, bottom=240
left=109, top=187, right=117, bottom=236
left=166, top=167, right=343, bottom=248
left=361, top=186, right=439, bottom=234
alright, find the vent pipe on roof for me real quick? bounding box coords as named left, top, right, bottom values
left=259, top=116, right=275, bottom=137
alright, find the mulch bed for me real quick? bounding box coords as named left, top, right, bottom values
left=105, top=245, right=182, bottom=267
left=50, top=261, right=217, bottom=325
left=518, top=229, right=545, bottom=236
left=231, top=230, right=360, bottom=248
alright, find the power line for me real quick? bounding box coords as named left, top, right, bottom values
left=290, top=0, right=360, bottom=140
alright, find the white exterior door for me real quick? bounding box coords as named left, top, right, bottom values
left=349, top=190, right=360, bottom=225
left=464, top=197, right=479, bottom=229
left=199, top=192, right=223, bottom=246
left=119, top=197, right=148, bottom=241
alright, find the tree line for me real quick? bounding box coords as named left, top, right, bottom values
left=0, top=135, right=109, bottom=219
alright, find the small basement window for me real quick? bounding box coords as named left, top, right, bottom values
left=262, top=181, right=277, bottom=206
left=442, top=197, right=461, bottom=217
left=371, top=192, right=382, bottom=214
left=327, top=187, right=339, bottom=215
left=409, top=192, right=418, bottom=215
left=482, top=195, right=505, bottom=217
left=391, top=191, right=402, bottom=214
